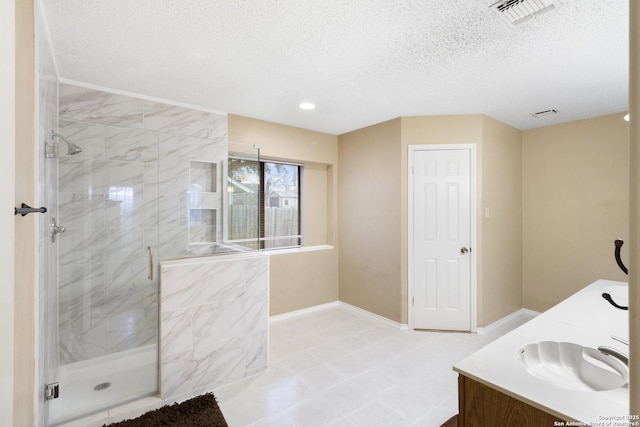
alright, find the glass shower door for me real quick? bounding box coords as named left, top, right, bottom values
left=46, top=120, right=159, bottom=425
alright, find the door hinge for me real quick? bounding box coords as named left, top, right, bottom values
left=45, top=142, right=59, bottom=159
left=45, top=382, right=59, bottom=401
left=412, top=296, right=414, bottom=306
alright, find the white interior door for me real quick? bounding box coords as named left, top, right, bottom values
left=412, top=148, right=472, bottom=331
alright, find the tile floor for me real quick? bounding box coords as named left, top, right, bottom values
left=214, top=305, right=535, bottom=427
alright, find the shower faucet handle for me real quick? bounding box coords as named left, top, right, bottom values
left=51, top=217, right=66, bottom=243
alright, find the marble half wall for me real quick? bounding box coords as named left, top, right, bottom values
left=159, top=253, right=269, bottom=401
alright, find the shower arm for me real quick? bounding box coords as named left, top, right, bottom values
left=51, top=131, right=83, bottom=155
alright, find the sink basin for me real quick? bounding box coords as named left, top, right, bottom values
left=518, top=341, right=628, bottom=391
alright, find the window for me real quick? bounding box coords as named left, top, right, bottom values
left=228, top=158, right=302, bottom=249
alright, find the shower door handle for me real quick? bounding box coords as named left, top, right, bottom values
left=147, top=246, right=154, bottom=281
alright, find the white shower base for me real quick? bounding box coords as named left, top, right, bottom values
left=48, top=344, right=157, bottom=426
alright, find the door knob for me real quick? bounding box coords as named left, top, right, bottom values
left=460, top=247, right=469, bottom=254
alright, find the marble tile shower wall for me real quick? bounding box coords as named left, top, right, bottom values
left=57, top=83, right=228, bottom=363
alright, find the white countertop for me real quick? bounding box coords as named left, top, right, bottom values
left=453, top=279, right=630, bottom=422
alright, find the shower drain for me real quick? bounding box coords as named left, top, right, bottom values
left=93, top=382, right=111, bottom=391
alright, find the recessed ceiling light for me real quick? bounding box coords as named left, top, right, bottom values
left=624, top=113, right=630, bottom=121
left=299, top=102, right=316, bottom=110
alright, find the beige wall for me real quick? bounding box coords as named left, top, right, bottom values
left=522, top=113, right=629, bottom=312
left=228, top=115, right=339, bottom=315
left=340, top=114, right=523, bottom=328
left=400, top=115, right=484, bottom=325
left=229, top=115, right=338, bottom=165
left=1, top=0, right=16, bottom=425
left=235, top=110, right=627, bottom=331
left=480, top=116, right=523, bottom=325
left=14, top=1, right=36, bottom=425
left=338, top=119, right=403, bottom=322
left=402, top=115, right=523, bottom=328
left=269, top=249, right=338, bottom=315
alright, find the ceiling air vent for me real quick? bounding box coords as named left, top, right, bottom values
left=530, top=109, right=558, bottom=118
left=490, top=0, right=560, bottom=27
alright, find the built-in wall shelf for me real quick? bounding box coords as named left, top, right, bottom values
left=189, top=160, right=217, bottom=193
left=187, top=159, right=221, bottom=245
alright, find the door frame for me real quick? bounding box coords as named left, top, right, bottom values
left=408, top=144, right=477, bottom=332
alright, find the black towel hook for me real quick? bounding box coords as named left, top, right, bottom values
left=602, top=292, right=628, bottom=310
left=614, top=239, right=628, bottom=275
left=14, top=203, right=47, bottom=217
left=602, top=239, right=629, bottom=310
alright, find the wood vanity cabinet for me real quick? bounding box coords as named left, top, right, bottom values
left=457, top=374, right=565, bottom=426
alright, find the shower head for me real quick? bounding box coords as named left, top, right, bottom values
left=51, top=131, right=83, bottom=155
left=67, top=142, right=83, bottom=155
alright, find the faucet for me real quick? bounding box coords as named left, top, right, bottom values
left=612, top=335, right=629, bottom=346
left=598, top=346, right=628, bottom=366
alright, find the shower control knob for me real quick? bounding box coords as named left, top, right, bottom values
left=460, top=247, right=469, bottom=254
left=51, top=217, right=66, bottom=243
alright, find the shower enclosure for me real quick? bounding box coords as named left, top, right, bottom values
left=42, top=83, right=259, bottom=425
left=45, top=117, right=162, bottom=425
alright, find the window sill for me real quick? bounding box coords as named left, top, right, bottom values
left=262, top=244, right=334, bottom=256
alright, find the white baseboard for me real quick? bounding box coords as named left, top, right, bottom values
left=338, top=302, right=410, bottom=330
left=269, top=301, right=340, bottom=323
left=477, top=308, right=540, bottom=334
left=268, top=300, right=410, bottom=330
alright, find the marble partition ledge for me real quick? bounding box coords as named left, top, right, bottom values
left=159, top=254, right=269, bottom=401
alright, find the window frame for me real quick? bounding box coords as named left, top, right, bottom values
left=227, top=156, right=303, bottom=250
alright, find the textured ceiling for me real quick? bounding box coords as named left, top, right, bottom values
left=40, top=0, right=629, bottom=135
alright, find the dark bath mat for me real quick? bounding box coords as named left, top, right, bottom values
left=104, top=393, right=228, bottom=427
left=441, top=414, right=458, bottom=427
